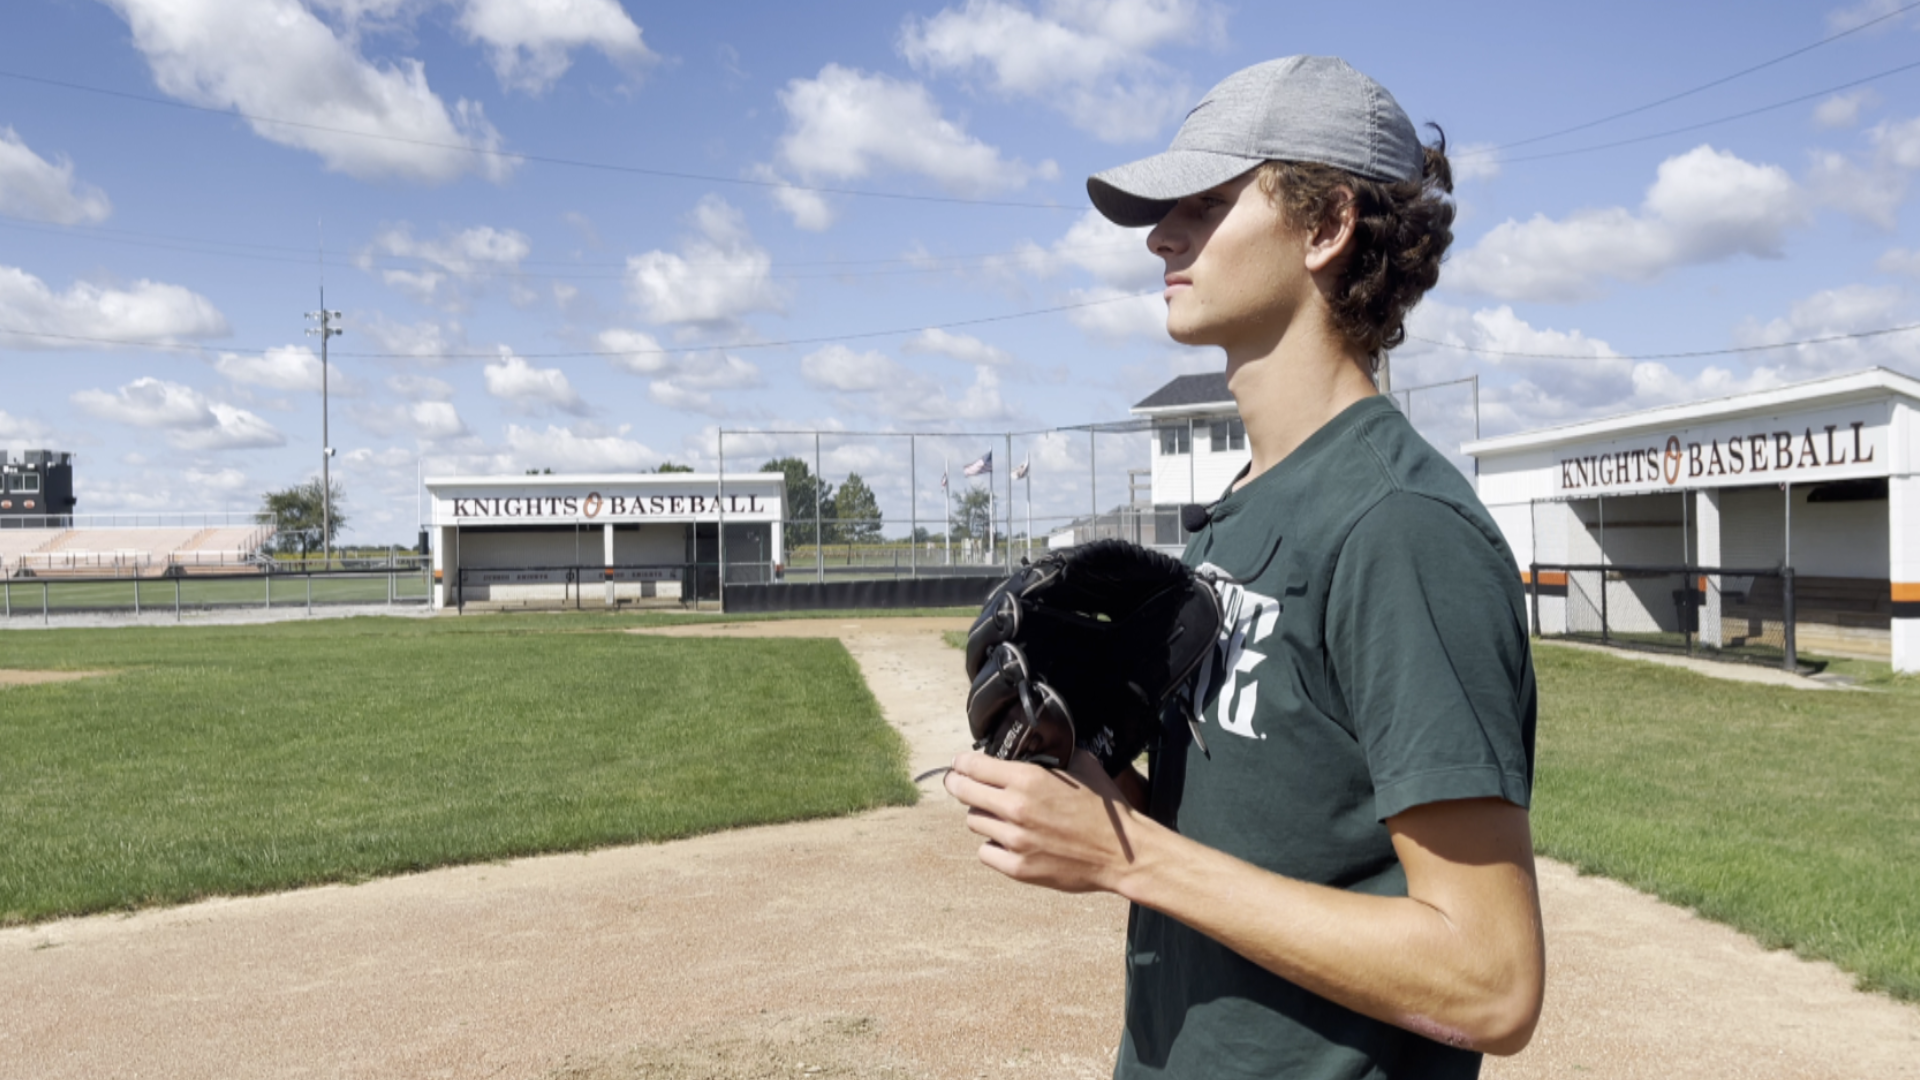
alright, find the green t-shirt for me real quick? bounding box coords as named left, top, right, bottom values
left=1118, top=395, right=1537, bottom=1080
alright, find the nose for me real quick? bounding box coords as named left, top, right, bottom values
left=1148, top=214, right=1185, bottom=259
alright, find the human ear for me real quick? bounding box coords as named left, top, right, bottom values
left=1303, top=189, right=1358, bottom=273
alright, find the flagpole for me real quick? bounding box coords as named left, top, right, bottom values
left=1025, top=461, right=1032, bottom=562
left=988, top=468, right=995, bottom=565
left=943, top=457, right=951, bottom=567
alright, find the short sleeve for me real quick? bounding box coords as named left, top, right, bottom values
left=1325, top=492, right=1536, bottom=822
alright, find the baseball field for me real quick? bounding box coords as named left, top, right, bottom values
left=2, top=611, right=1915, bottom=1004
left=2, top=611, right=1918, bottom=1078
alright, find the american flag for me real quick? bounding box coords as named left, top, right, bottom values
left=1012, top=458, right=1029, bottom=480
left=939, top=465, right=948, bottom=490
left=963, top=451, right=992, bottom=477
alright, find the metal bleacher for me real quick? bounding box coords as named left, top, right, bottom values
left=2, top=524, right=277, bottom=578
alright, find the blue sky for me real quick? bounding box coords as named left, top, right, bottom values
left=2, top=0, right=1917, bottom=542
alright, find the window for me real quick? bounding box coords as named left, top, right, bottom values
left=1210, top=419, right=1245, bottom=452
left=1158, top=424, right=1191, bottom=456
left=4, top=472, right=36, bottom=494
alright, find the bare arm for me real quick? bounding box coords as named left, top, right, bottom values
left=943, top=750, right=1545, bottom=1055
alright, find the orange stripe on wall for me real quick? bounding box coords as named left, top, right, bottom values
left=1894, top=582, right=1920, bottom=602
left=1521, top=571, right=1567, bottom=587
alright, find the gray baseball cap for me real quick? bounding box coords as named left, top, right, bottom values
left=1087, top=56, right=1422, bottom=228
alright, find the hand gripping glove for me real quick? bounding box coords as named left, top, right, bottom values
left=954, top=538, right=1223, bottom=777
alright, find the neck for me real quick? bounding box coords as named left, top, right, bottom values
left=1224, top=318, right=1378, bottom=489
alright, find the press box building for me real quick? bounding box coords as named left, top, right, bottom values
left=426, top=473, right=785, bottom=609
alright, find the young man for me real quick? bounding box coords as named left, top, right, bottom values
left=942, top=56, right=1543, bottom=1078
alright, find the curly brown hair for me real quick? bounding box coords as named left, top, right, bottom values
left=1255, top=127, right=1455, bottom=372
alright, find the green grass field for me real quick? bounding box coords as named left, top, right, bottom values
left=1531, top=645, right=1920, bottom=1001
left=0, top=611, right=919, bottom=924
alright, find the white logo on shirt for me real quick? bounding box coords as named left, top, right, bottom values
left=1192, top=564, right=1280, bottom=741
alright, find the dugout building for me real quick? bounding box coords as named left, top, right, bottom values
left=1464, top=367, right=1918, bottom=672
left=427, top=473, right=785, bottom=610
left=1131, top=367, right=1917, bottom=673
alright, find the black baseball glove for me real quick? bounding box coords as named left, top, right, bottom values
left=927, top=538, right=1222, bottom=781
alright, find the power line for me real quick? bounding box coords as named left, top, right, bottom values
left=1406, top=322, right=1920, bottom=361
left=1488, top=59, right=1920, bottom=166
left=0, top=291, right=1157, bottom=360
left=0, top=69, right=1070, bottom=211
left=1467, top=1, right=1920, bottom=155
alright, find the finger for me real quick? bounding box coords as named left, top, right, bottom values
left=943, top=763, right=1021, bottom=819
left=948, top=749, right=1041, bottom=787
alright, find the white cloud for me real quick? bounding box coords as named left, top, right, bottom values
left=0, top=128, right=111, bottom=224
left=1009, top=208, right=1157, bottom=288
left=0, top=409, right=56, bottom=443
left=0, top=265, right=228, bottom=348
left=405, top=400, right=469, bottom=439
left=1877, top=247, right=1920, bottom=275
left=1826, top=0, right=1912, bottom=33
left=671, top=351, right=763, bottom=391
left=1449, top=143, right=1502, bottom=184
left=183, top=466, right=252, bottom=494
left=902, top=328, right=1014, bottom=366
left=454, top=0, right=655, bottom=94
left=1814, top=90, right=1879, bottom=130
left=749, top=163, right=836, bottom=231
left=800, top=344, right=1014, bottom=423
left=1448, top=145, right=1806, bottom=302
left=503, top=423, right=658, bottom=472
left=625, top=196, right=785, bottom=328
left=353, top=398, right=469, bottom=440
left=647, top=381, right=717, bottom=414
left=103, top=0, right=510, bottom=184
left=1399, top=303, right=1780, bottom=435
left=386, top=373, right=456, bottom=401
left=647, top=351, right=764, bottom=417
left=1064, top=285, right=1169, bottom=341
left=802, top=345, right=895, bottom=391
left=598, top=327, right=671, bottom=374
left=71, top=377, right=285, bottom=451
left=1732, top=283, right=1920, bottom=379
left=357, top=315, right=467, bottom=364
left=1806, top=115, right=1920, bottom=229
left=213, top=345, right=347, bottom=394
left=483, top=351, right=587, bottom=414
left=360, top=224, right=532, bottom=306
left=775, top=64, right=1048, bottom=196
left=899, top=0, right=1210, bottom=142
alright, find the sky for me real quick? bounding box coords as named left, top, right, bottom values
left=2, top=0, right=1918, bottom=543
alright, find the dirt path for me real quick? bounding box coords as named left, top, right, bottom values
left=0, top=668, right=107, bottom=687
left=1, top=618, right=1915, bottom=1079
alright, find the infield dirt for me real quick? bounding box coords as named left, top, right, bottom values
left=0, top=617, right=1915, bottom=1078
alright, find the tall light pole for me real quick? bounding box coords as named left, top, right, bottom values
left=306, top=292, right=342, bottom=568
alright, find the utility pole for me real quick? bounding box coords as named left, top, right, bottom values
left=305, top=291, right=342, bottom=568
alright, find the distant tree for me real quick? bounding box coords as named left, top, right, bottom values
left=257, top=477, right=346, bottom=558
left=951, top=486, right=993, bottom=543
left=760, top=457, right=836, bottom=545
left=655, top=461, right=695, bottom=473
left=911, top=526, right=933, bottom=543
left=523, top=467, right=553, bottom=475
left=834, top=473, right=883, bottom=542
